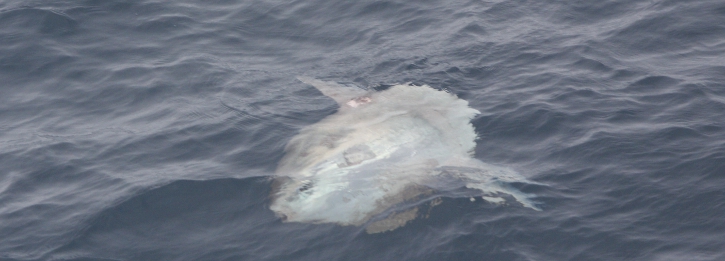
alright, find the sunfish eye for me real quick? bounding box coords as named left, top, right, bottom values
left=283, top=180, right=315, bottom=202
left=298, top=181, right=313, bottom=192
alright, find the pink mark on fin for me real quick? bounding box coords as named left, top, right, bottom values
left=346, top=96, right=372, bottom=108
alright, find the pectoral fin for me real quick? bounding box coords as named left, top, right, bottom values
left=435, top=159, right=543, bottom=211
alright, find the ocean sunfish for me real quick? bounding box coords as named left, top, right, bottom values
left=270, top=77, right=540, bottom=233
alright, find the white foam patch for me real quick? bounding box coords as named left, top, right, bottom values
left=482, top=196, right=505, bottom=204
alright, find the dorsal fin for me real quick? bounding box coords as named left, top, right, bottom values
left=297, top=76, right=368, bottom=105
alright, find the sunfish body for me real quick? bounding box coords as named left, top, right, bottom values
left=270, top=77, right=540, bottom=233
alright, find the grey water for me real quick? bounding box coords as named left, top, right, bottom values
left=1, top=0, right=724, bottom=260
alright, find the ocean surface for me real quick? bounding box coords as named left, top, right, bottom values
left=1, top=0, right=724, bottom=260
